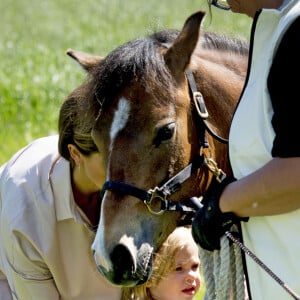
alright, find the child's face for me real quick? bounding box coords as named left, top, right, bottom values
left=149, top=244, right=201, bottom=300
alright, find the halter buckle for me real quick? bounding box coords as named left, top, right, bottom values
left=193, top=91, right=209, bottom=119
left=145, top=187, right=168, bottom=215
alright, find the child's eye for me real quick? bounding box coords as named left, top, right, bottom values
left=175, top=266, right=183, bottom=272
left=192, top=263, right=199, bottom=271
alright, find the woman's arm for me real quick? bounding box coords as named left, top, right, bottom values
left=1, top=229, right=60, bottom=300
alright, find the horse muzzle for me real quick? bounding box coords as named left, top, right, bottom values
left=92, top=238, right=153, bottom=286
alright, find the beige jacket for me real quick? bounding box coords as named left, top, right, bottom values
left=0, top=135, right=121, bottom=300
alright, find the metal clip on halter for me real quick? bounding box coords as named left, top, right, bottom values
left=204, top=157, right=226, bottom=183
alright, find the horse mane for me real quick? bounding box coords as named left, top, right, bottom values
left=89, top=29, right=248, bottom=112
left=201, top=31, right=249, bottom=56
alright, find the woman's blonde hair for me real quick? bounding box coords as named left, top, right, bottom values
left=121, top=226, right=198, bottom=300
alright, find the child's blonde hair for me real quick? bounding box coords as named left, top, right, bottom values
left=121, top=226, right=198, bottom=300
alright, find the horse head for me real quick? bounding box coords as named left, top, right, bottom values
left=66, top=11, right=248, bottom=286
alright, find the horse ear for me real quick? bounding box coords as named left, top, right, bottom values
left=164, top=11, right=205, bottom=77
left=66, top=48, right=103, bottom=72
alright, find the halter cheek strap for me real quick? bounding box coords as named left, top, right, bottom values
left=185, top=69, right=229, bottom=144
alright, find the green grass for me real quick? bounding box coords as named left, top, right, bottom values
left=0, top=0, right=251, bottom=165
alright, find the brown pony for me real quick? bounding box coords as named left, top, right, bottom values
left=66, top=11, right=248, bottom=287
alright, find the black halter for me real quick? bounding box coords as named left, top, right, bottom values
left=99, top=70, right=228, bottom=224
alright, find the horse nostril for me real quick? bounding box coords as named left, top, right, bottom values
left=110, top=244, right=135, bottom=283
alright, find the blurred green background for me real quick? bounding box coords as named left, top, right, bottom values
left=0, top=0, right=251, bottom=165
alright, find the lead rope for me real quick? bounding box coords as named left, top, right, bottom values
left=200, top=228, right=300, bottom=300
left=199, top=228, right=246, bottom=300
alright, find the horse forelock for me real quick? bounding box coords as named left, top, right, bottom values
left=91, top=30, right=181, bottom=111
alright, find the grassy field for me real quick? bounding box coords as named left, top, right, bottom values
left=0, top=0, right=251, bottom=165
left=0, top=1, right=252, bottom=299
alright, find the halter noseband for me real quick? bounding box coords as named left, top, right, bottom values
left=99, top=70, right=228, bottom=224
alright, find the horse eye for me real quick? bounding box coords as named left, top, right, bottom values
left=153, top=123, right=176, bottom=147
